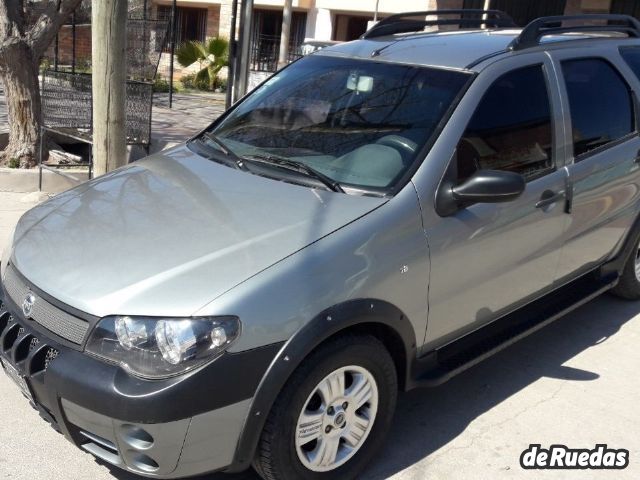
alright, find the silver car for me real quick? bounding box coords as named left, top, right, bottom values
left=3, top=9, right=640, bottom=480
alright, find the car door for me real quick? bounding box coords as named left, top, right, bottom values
left=412, top=54, right=570, bottom=349
left=551, top=47, right=640, bottom=282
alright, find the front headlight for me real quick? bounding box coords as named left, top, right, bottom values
left=86, top=316, right=241, bottom=379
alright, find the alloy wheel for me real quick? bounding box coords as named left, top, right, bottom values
left=294, top=365, right=379, bottom=472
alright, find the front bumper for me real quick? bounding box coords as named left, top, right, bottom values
left=0, top=286, right=281, bottom=478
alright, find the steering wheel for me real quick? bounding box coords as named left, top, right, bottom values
left=375, top=135, right=418, bottom=160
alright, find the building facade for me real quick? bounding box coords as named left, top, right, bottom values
left=151, top=0, right=640, bottom=74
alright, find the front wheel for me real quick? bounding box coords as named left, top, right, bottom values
left=253, top=334, right=397, bottom=480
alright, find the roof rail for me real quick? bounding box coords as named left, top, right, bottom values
left=361, top=9, right=517, bottom=39
left=509, top=14, right=640, bottom=50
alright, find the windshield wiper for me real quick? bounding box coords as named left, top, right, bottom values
left=241, top=154, right=344, bottom=193
left=201, top=132, right=232, bottom=155
left=193, top=132, right=247, bottom=170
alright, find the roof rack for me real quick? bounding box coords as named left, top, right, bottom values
left=510, top=14, right=640, bottom=50
left=361, top=9, right=517, bottom=39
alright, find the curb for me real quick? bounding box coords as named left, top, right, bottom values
left=0, top=167, right=89, bottom=194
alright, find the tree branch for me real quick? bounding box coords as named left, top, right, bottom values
left=27, top=0, right=83, bottom=59
left=0, top=0, right=26, bottom=42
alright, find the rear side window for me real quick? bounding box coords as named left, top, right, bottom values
left=562, top=59, right=634, bottom=158
left=456, top=65, right=553, bottom=182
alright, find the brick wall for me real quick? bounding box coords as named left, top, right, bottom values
left=44, top=24, right=92, bottom=66
left=206, top=5, right=221, bottom=37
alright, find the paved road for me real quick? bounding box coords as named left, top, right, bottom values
left=0, top=193, right=639, bottom=480
left=150, top=92, right=226, bottom=152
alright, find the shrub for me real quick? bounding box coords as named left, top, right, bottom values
left=176, top=38, right=229, bottom=91
left=180, top=73, right=210, bottom=91
left=75, top=57, right=91, bottom=74
left=153, top=77, right=178, bottom=93
left=40, top=58, right=51, bottom=73
left=215, top=77, right=227, bottom=93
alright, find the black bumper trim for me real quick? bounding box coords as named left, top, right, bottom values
left=47, top=341, right=283, bottom=423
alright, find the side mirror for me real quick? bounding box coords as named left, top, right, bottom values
left=451, top=169, right=526, bottom=204
left=436, top=169, right=526, bottom=217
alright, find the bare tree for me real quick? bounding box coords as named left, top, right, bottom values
left=0, top=0, right=83, bottom=167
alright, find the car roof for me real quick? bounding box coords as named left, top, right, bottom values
left=316, top=28, right=640, bottom=72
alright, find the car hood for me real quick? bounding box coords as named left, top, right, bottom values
left=10, top=146, right=385, bottom=318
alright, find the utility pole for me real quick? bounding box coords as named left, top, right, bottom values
left=169, top=0, right=177, bottom=108
left=482, top=0, right=491, bottom=28
left=226, top=0, right=240, bottom=109
left=277, top=0, right=293, bottom=70
left=234, top=0, right=254, bottom=102
left=92, top=0, right=128, bottom=176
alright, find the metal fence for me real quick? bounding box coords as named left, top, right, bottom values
left=42, top=0, right=169, bottom=82
left=126, top=18, right=170, bottom=81
left=41, top=70, right=155, bottom=147
left=41, top=71, right=92, bottom=130
left=249, top=35, right=303, bottom=72
left=39, top=0, right=169, bottom=154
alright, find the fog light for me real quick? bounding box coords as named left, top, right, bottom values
left=120, top=425, right=154, bottom=450
left=128, top=452, right=159, bottom=472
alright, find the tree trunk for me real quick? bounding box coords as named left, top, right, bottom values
left=0, top=42, right=42, bottom=168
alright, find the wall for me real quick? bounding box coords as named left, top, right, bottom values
left=45, top=24, right=92, bottom=66
left=206, top=5, right=222, bottom=37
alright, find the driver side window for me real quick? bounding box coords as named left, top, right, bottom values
left=456, top=65, right=554, bottom=183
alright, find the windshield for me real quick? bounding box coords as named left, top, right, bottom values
left=202, top=55, right=471, bottom=193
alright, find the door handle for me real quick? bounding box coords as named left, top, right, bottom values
left=535, top=190, right=565, bottom=209
left=635, top=149, right=640, bottom=163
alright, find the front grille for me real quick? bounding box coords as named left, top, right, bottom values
left=0, top=299, right=60, bottom=375
left=3, top=265, right=89, bottom=344
left=44, top=348, right=59, bottom=369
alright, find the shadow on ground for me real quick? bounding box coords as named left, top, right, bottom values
left=105, top=293, right=639, bottom=480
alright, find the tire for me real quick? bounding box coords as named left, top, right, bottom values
left=611, top=234, right=640, bottom=300
left=253, top=334, right=398, bottom=480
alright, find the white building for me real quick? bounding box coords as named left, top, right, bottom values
left=151, top=0, right=639, bottom=73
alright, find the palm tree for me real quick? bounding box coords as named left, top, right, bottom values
left=176, top=37, right=229, bottom=91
